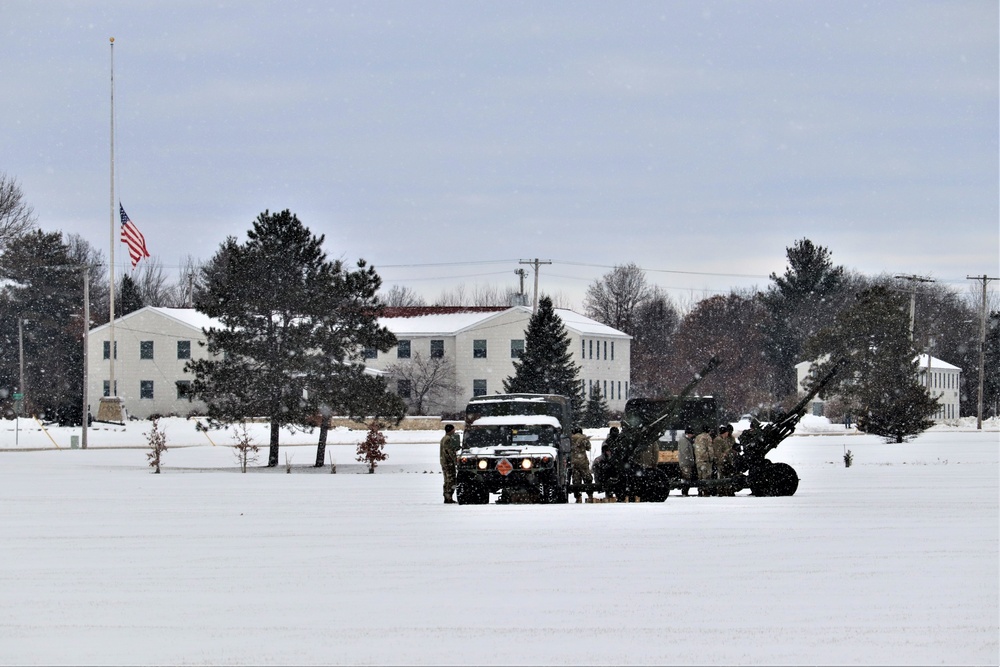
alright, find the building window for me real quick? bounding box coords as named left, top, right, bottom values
left=430, top=339, right=444, bottom=358
left=473, top=379, right=487, bottom=396
left=363, top=347, right=377, bottom=359
left=618, top=381, right=621, bottom=400
left=177, top=340, right=191, bottom=360
left=589, top=340, right=593, bottom=359
left=511, top=339, right=525, bottom=359
left=604, top=341, right=608, bottom=360
left=103, top=380, right=116, bottom=397
left=473, top=339, right=487, bottom=359
left=176, top=381, right=193, bottom=400
left=604, top=380, right=608, bottom=398
left=397, top=379, right=411, bottom=399
left=397, top=340, right=411, bottom=359
left=611, top=341, right=614, bottom=361
left=581, top=339, right=585, bottom=357
left=140, top=380, right=154, bottom=399
left=103, top=341, right=117, bottom=359
left=140, top=341, right=154, bottom=360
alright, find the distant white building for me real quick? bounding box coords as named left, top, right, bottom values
left=366, top=306, right=631, bottom=415
left=87, top=307, right=218, bottom=420
left=87, top=305, right=630, bottom=421
left=795, top=355, right=962, bottom=422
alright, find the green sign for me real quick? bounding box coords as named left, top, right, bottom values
left=13, top=392, right=23, bottom=400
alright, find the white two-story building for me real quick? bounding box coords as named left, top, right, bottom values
left=87, top=307, right=218, bottom=420
left=367, top=306, right=632, bottom=415
left=87, top=305, right=631, bottom=420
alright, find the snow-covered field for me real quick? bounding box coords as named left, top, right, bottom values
left=1, top=417, right=997, bottom=665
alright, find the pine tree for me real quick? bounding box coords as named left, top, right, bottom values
left=503, top=296, right=584, bottom=422
left=0, top=230, right=85, bottom=423
left=118, top=274, right=143, bottom=316
left=189, top=210, right=399, bottom=466
left=805, top=285, right=937, bottom=443
left=763, top=238, right=848, bottom=397
left=581, top=384, right=610, bottom=428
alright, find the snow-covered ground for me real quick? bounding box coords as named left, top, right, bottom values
left=1, top=416, right=997, bottom=665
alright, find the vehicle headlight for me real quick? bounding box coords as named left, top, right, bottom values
left=521, top=458, right=533, bottom=470
left=477, top=459, right=488, bottom=470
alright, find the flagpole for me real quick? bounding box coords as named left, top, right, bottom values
left=108, top=36, right=116, bottom=397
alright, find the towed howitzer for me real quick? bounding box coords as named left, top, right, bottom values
left=736, top=356, right=849, bottom=496
left=600, top=356, right=721, bottom=501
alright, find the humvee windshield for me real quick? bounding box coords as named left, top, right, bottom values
left=465, top=396, right=570, bottom=430
left=464, top=424, right=560, bottom=449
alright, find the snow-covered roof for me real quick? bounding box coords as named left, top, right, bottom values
left=469, top=415, right=562, bottom=428
left=89, top=306, right=222, bottom=335
left=378, top=310, right=503, bottom=335
left=379, top=305, right=629, bottom=338
left=916, top=354, right=961, bottom=371
left=148, top=307, right=222, bottom=332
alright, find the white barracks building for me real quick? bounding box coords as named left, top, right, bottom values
left=87, top=305, right=631, bottom=420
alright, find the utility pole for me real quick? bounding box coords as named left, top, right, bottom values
left=518, top=259, right=551, bottom=313
left=967, top=274, right=998, bottom=430
left=895, top=274, right=934, bottom=341
left=514, top=268, right=528, bottom=307
left=17, top=318, right=26, bottom=414
left=82, top=266, right=90, bottom=449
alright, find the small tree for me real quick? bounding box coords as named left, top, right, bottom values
left=582, top=384, right=610, bottom=428
left=145, top=418, right=168, bottom=473
left=356, top=421, right=388, bottom=473
left=232, top=422, right=259, bottom=473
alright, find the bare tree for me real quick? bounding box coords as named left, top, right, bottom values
left=169, top=255, right=202, bottom=307
left=630, top=286, right=681, bottom=396
left=433, top=282, right=529, bottom=307
left=133, top=257, right=172, bottom=306
left=386, top=352, right=459, bottom=415
left=583, top=263, right=652, bottom=335
left=382, top=284, right=427, bottom=308
left=65, top=233, right=110, bottom=326
left=0, top=173, right=37, bottom=252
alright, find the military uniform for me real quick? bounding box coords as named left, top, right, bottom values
left=693, top=429, right=714, bottom=495
left=570, top=431, right=594, bottom=502
left=440, top=427, right=462, bottom=503
left=713, top=431, right=737, bottom=496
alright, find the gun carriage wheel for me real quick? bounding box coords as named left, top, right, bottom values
left=748, top=461, right=799, bottom=497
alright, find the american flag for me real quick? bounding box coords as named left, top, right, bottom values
left=119, top=203, right=150, bottom=268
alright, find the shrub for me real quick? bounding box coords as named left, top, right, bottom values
left=356, top=421, right=388, bottom=473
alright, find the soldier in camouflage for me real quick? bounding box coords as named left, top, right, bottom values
left=570, top=427, right=594, bottom=503
left=713, top=424, right=737, bottom=496
left=693, top=424, right=714, bottom=496
left=439, top=424, right=462, bottom=504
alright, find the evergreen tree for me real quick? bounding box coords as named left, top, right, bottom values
left=581, top=384, right=610, bottom=428
left=805, top=285, right=937, bottom=443
left=189, top=209, right=398, bottom=467
left=763, top=239, right=847, bottom=397
left=503, top=296, right=584, bottom=422
left=118, top=274, right=143, bottom=316
left=0, top=230, right=86, bottom=423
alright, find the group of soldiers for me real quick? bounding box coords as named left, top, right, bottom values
left=683, top=423, right=742, bottom=496
left=439, top=421, right=745, bottom=504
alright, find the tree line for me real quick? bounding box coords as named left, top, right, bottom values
left=1, top=170, right=997, bottom=445
left=580, top=240, right=998, bottom=439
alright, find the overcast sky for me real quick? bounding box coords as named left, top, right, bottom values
left=3, top=1, right=997, bottom=308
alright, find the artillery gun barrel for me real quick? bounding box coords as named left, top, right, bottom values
left=741, top=357, right=848, bottom=461
left=612, top=356, right=720, bottom=464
